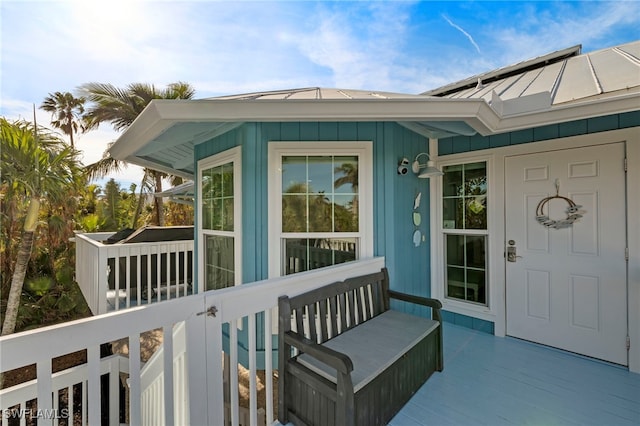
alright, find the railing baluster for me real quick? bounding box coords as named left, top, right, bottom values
left=87, top=345, right=100, bottom=426
left=264, top=308, right=274, bottom=424
left=248, top=314, right=257, bottom=426
left=129, top=333, right=142, bottom=426
left=229, top=322, right=239, bottom=426
left=125, top=252, right=131, bottom=309
left=109, top=358, right=119, bottom=426
left=163, top=325, right=175, bottom=425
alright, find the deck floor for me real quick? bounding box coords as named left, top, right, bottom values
left=390, top=323, right=640, bottom=426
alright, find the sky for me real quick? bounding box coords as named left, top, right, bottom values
left=1, top=0, right=639, bottom=188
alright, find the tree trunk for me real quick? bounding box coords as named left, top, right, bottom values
left=154, top=172, right=165, bottom=226
left=1, top=198, right=39, bottom=336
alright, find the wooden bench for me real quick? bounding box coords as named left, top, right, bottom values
left=278, top=267, right=443, bottom=426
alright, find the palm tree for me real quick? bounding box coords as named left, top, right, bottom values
left=80, top=82, right=196, bottom=226
left=0, top=118, right=83, bottom=335
left=40, top=91, right=86, bottom=148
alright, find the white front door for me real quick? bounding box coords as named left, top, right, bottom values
left=505, top=143, right=628, bottom=365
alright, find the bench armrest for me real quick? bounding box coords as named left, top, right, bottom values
left=388, top=290, right=442, bottom=309
left=284, top=331, right=354, bottom=375
left=388, top=290, right=442, bottom=321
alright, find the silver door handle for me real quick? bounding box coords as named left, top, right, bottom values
left=507, top=246, right=523, bottom=262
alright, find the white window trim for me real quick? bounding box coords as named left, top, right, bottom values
left=268, top=141, right=374, bottom=278
left=431, top=153, right=498, bottom=323
left=197, top=146, right=243, bottom=289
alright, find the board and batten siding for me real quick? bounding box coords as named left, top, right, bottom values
left=193, top=122, right=435, bottom=367
left=438, top=111, right=640, bottom=155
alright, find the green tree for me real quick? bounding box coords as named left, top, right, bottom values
left=80, top=82, right=196, bottom=226
left=0, top=118, right=83, bottom=335
left=40, top=91, right=85, bottom=148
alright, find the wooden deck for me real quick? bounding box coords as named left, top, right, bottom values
left=390, top=322, right=640, bottom=426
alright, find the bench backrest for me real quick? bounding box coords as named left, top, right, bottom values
left=279, top=268, right=390, bottom=344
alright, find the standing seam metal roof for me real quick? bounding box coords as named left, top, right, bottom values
left=422, top=41, right=640, bottom=106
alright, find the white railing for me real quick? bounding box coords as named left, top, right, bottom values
left=0, top=257, right=385, bottom=426
left=0, top=355, right=128, bottom=426
left=75, top=232, right=194, bottom=315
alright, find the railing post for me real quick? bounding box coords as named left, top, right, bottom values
left=97, top=248, right=109, bottom=315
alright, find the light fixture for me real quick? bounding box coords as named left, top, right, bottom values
left=412, top=153, right=443, bottom=178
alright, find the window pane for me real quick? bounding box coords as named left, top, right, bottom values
left=205, top=235, right=234, bottom=290
left=223, top=198, right=234, bottom=231
left=443, top=164, right=463, bottom=197
left=467, top=269, right=486, bottom=304
left=446, top=234, right=465, bottom=266
left=283, top=238, right=356, bottom=275
left=464, top=163, right=487, bottom=196
left=282, top=195, right=307, bottom=232
left=307, top=156, right=333, bottom=194
left=334, top=157, right=358, bottom=194
left=308, top=193, right=332, bottom=232
left=465, top=196, right=487, bottom=229
left=446, top=266, right=466, bottom=300
left=443, top=197, right=464, bottom=229
left=222, top=163, right=234, bottom=197
left=465, top=235, right=486, bottom=269
left=334, top=194, right=358, bottom=232
left=202, top=162, right=234, bottom=231
left=211, top=198, right=222, bottom=230
left=282, top=156, right=307, bottom=192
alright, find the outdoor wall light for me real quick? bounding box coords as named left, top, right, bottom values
left=412, top=153, right=444, bottom=178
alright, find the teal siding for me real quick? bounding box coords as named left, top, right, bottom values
left=439, top=112, right=640, bottom=155
left=441, top=310, right=495, bottom=334
left=194, top=121, right=435, bottom=368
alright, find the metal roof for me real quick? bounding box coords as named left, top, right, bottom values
left=109, top=41, right=640, bottom=180
left=423, top=41, right=640, bottom=109
left=208, top=87, right=426, bottom=100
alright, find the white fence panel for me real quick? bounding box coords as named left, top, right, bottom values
left=1, top=257, right=385, bottom=426
left=74, top=233, right=194, bottom=315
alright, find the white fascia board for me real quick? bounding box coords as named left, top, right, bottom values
left=492, top=92, right=640, bottom=133
left=109, top=102, right=173, bottom=160
left=148, top=97, right=491, bottom=122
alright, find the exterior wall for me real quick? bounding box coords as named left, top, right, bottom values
left=194, top=122, right=434, bottom=366
left=433, top=112, right=640, bottom=372
left=438, top=111, right=640, bottom=155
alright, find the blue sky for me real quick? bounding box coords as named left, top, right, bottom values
left=2, top=0, right=639, bottom=186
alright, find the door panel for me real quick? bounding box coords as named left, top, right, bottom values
left=505, top=143, right=627, bottom=365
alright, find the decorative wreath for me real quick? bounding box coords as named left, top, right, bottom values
left=535, top=195, right=583, bottom=229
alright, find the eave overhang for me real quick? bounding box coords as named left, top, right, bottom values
left=109, top=91, right=640, bottom=178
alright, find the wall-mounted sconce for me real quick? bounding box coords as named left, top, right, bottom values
left=412, top=153, right=444, bottom=178
left=397, top=157, right=409, bottom=175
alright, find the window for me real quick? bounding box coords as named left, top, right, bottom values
left=269, top=143, right=373, bottom=277
left=198, top=147, right=241, bottom=290
left=442, top=161, right=488, bottom=305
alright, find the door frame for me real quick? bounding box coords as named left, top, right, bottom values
left=429, top=128, right=640, bottom=373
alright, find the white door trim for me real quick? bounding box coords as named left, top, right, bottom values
left=430, top=127, right=639, bottom=373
